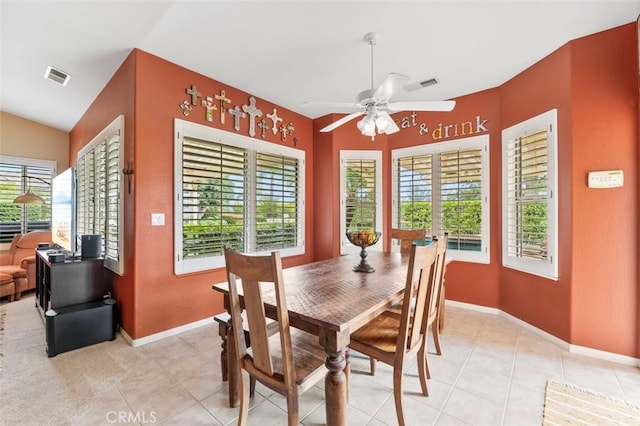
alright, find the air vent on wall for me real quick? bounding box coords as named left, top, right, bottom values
left=44, top=66, right=71, bottom=86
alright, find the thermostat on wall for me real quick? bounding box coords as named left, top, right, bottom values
left=587, top=170, right=624, bottom=188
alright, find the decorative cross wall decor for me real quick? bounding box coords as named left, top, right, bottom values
left=180, top=84, right=297, bottom=144
left=202, top=96, right=218, bottom=122
left=215, top=89, right=232, bottom=124
left=186, top=85, right=202, bottom=105
left=266, top=108, right=283, bottom=135
left=180, top=101, right=193, bottom=116
left=257, top=118, right=270, bottom=140
left=242, top=96, right=262, bottom=138
left=228, top=106, right=246, bottom=132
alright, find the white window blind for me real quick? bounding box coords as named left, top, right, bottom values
left=438, top=148, right=483, bottom=252
left=0, top=157, right=54, bottom=243
left=392, top=135, right=489, bottom=263
left=255, top=152, right=300, bottom=251
left=181, top=136, right=247, bottom=260
left=339, top=151, right=382, bottom=255
left=344, top=158, right=377, bottom=231
left=174, top=119, right=305, bottom=274
left=396, top=154, right=433, bottom=234
left=77, top=115, right=124, bottom=275
left=502, top=109, right=557, bottom=279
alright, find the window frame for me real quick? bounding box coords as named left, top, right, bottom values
left=76, top=115, right=125, bottom=276
left=501, top=109, right=558, bottom=280
left=339, top=150, right=383, bottom=255
left=174, top=119, right=305, bottom=274
left=391, top=134, right=490, bottom=264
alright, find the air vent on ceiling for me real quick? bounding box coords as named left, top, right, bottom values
left=403, top=77, right=439, bottom=92
left=44, top=66, right=71, bottom=86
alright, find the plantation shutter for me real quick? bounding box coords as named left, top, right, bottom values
left=0, top=163, right=52, bottom=242
left=255, top=152, right=300, bottom=251
left=344, top=158, right=377, bottom=231
left=181, top=136, right=247, bottom=259
left=505, top=130, right=549, bottom=260
left=95, top=141, right=108, bottom=254
left=437, top=148, right=483, bottom=251
left=396, top=154, right=433, bottom=233
left=105, top=131, right=121, bottom=260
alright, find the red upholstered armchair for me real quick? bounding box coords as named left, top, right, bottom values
left=0, top=231, right=52, bottom=300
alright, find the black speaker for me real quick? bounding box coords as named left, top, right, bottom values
left=81, top=234, right=102, bottom=259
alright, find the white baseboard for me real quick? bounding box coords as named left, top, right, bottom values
left=119, top=316, right=215, bottom=347
left=445, top=300, right=640, bottom=367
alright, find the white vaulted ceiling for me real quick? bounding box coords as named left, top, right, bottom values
left=1, top=0, right=638, bottom=132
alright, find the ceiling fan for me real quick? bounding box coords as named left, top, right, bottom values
left=303, top=32, right=456, bottom=138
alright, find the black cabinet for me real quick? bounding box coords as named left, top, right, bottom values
left=36, top=249, right=106, bottom=311
left=35, top=249, right=116, bottom=356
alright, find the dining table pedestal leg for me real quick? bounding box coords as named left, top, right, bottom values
left=325, top=350, right=347, bottom=426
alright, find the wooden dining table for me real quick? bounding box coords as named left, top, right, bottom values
left=212, top=250, right=409, bottom=426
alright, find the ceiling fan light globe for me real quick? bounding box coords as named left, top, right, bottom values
left=357, top=116, right=375, bottom=136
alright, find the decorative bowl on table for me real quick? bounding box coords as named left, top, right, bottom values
left=346, top=230, right=381, bottom=273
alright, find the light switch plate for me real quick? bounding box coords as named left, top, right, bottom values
left=587, top=170, right=623, bottom=188
left=151, top=213, right=165, bottom=226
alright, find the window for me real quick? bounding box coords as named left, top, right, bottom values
left=174, top=119, right=305, bottom=274
left=502, top=109, right=558, bottom=279
left=77, top=115, right=124, bottom=275
left=392, top=135, right=489, bottom=263
left=340, top=151, right=382, bottom=254
left=0, top=156, right=55, bottom=244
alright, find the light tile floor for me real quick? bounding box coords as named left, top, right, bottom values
left=1, top=294, right=639, bottom=425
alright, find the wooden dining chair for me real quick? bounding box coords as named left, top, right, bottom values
left=223, top=246, right=329, bottom=426
left=349, top=241, right=439, bottom=426
left=390, top=228, right=427, bottom=254
left=369, top=233, right=449, bottom=376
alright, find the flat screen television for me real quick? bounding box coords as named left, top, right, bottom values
left=51, top=167, right=77, bottom=253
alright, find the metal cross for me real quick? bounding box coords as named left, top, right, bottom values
left=202, top=96, right=218, bottom=122
left=266, top=108, right=283, bottom=135
left=242, top=96, right=262, bottom=138
left=257, top=118, right=270, bottom=140
left=215, top=90, right=232, bottom=124
left=186, top=85, right=202, bottom=105
left=287, top=122, right=296, bottom=136
left=279, top=124, right=288, bottom=141
left=228, top=106, right=246, bottom=132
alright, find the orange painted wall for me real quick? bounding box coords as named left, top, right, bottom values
left=499, top=40, right=574, bottom=341
left=71, top=49, right=314, bottom=339
left=569, top=24, right=638, bottom=355
left=69, top=52, right=137, bottom=335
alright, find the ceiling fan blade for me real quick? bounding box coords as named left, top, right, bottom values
left=371, top=73, right=410, bottom=100
left=320, top=111, right=364, bottom=132
left=388, top=100, right=456, bottom=112
left=302, top=101, right=361, bottom=114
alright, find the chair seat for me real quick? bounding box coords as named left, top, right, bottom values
left=351, top=312, right=405, bottom=356
left=247, top=328, right=326, bottom=393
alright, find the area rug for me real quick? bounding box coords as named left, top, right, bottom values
left=543, top=380, right=640, bottom=425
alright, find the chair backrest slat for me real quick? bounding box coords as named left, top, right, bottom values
left=426, top=234, right=448, bottom=326
left=398, top=241, right=438, bottom=351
